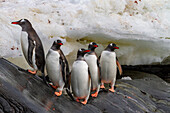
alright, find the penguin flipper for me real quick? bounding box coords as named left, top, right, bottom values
left=60, top=50, right=70, bottom=76
left=116, top=58, right=123, bottom=76
left=28, top=38, right=35, bottom=66
left=35, top=45, right=45, bottom=71
left=83, top=70, right=91, bottom=104
left=59, top=56, right=66, bottom=83
left=97, top=58, right=101, bottom=83
left=65, top=59, right=70, bottom=86
left=34, top=44, right=47, bottom=86
left=66, top=72, right=74, bottom=101
left=98, top=55, right=101, bottom=61
left=59, top=50, right=70, bottom=86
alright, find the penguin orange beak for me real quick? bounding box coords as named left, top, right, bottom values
left=84, top=50, right=90, bottom=53
left=11, top=21, right=20, bottom=24
left=58, top=43, right=63, bottom=45
left=93, top=45, right=98, bottom=47
left=114, top=47, right=119, bottom=49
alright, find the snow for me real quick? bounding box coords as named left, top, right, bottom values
left=0, top=0, right=170, bottom=65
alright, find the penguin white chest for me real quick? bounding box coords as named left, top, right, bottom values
left=71, top=61, right=90, bottom=98
left=100, top=51, right=117, bottom=83
left=21, top=31, right=29, bottom=62
left=84, top=54, right=99, bottom=88
left=84, top=54, right=98, bottom=73
left=46, top=49, right=63, bottom=86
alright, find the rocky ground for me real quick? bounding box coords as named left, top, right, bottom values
left=0, top=58, right=169, bottom=113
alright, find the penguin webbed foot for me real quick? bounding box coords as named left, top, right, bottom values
left=109, top=87, right=115, bottom=93
left=75, top=97, right=88, bottom=105
left=81, top=99, right=87, bottom=105
left=55, top=91, right=62, bottom=96
left=100, top=84, right=105, bottom=89
left=91, top=91, right=98, bottom=97
left=28, top=69, right=37, bottom=74
left=76, top=98, right=80, bottom=102
left=49, top=83, right=58, bottom=89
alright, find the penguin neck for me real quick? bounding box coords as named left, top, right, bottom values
left=77, top=51, right=85, bottom=60
left=89, top=47, right=95, bottom=52
left=105, top=47, right=115, bottom=52
left=77, top=56, right=85, bottom=61
left=21, top=26, right=33, bottom=32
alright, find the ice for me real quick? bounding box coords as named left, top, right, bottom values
left=121, top=76, right=132, bottom=80
left=0, top=0, right=170, bottom=66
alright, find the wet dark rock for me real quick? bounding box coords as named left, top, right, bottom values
left=0, top=58, right=169, bottom=113
left=122, top=65, right=170, bottom=82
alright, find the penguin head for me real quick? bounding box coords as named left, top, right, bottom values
left=106, top=43, right=119, bottom=51
left=11, top=19, right=32, bottom=31
left=51, top=39, right=63, bottom=50
left=88, top=42, right=98, bottom=51
left=55, top=40, right=63, bottom=46
left=77, top=48, right=90, bottom=58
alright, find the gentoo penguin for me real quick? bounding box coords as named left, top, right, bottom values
left=67, top=48, right=91, bottom=105
left=100, top=43, right=122, bottom=93
left=84, top=42, right=100, bottom=97
left=11, top=19, right=47, bottom=84
left=46, top=40, right=69, bottom=96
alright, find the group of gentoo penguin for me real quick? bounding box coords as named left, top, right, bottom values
left=11, top=19, right=122, bottom=105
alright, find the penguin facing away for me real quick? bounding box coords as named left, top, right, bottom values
left=11, top=19, right=47, bottom=84
left=100, top=43, right=122, bottom=93
left=46, top=40, right=69, bottom=96
left=67, top=48, right=91, bottom=105
left=84, top=42, right=101, bottom=97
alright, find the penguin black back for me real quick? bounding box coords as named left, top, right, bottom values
left=12, top=19, right=46, bottom=85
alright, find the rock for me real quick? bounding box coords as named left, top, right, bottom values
left=122, top=65, right=170, bottom=82
left=0, top=58, right=169, bottom=113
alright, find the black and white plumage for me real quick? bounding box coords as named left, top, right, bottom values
left=46, top=40, right=69, bottom=96
left=67, top=48, right=91, bottom=105
left=84, top=42, right=100, bottom=97
left=99, top=43, right=122, bottom=93
left=11, top=19, right=47, bottom=84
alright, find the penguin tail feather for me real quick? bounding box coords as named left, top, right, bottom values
left=66, top=88, right=74, bottom=101
left=42, top=73, right=50, bottom=87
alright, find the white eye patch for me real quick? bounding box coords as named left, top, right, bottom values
left=90, top=42, right=93, bottom=45
left=21, top=19, right=25, bottom=23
